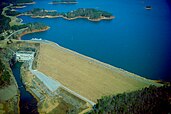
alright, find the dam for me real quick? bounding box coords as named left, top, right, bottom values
left=14, top=48, right=96, bottom=106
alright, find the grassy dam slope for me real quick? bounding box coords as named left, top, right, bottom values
left=36, top=40, right=160, bottom=102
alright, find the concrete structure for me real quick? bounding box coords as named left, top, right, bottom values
left=15, top=51, right=35, bottom=62
left=31, top=70, right=61, bottom=97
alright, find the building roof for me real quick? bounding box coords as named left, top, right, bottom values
left=16, top=51, right=35, bottom=55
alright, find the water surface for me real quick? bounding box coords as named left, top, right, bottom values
left=16, top=0, right=171, bottom=81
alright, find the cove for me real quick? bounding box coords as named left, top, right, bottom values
left=11, top=62, right=38, bottom=114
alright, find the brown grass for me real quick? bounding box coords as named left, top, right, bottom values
left=37, top=42, right=159, bottom=102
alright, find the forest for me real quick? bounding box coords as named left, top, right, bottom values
left=11, top=22, right=48, bottom=31
left=25, top=8, right=59, bottom=16
left=63, top=8, right=113, bottom=19
left=0, top=2, right=11, bottom=34
left=89, top=85, right=171, bottom=114
left=0, top=59, right=11, bottom=86
left=0, top=48, right=13, bottom=87
left=0, top=15, right=11, bottom=34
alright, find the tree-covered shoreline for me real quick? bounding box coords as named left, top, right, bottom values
left=23, top=8, right=114, bottom=21
left=0, top=23, right=49, bottom=40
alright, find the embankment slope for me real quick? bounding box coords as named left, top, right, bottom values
left=36, top=41, right=161, bottom=102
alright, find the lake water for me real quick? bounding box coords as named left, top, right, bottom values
left=17, top=0, right=171, bottom=81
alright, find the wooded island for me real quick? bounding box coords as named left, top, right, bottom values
left=23, top=8, right=115, bottom=21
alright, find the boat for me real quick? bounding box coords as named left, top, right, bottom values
left=145, top=6, right=152, bottom=10
left=31, top=38, right=42, bottom=40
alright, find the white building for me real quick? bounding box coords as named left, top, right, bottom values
left=15, top=51, right=35, bottom=62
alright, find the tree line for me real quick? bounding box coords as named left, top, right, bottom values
left=0, top=2, right=11, bottom=34
left=11, top=22, right=48, bottom=31
left=88, top=84, right=171, bottom=114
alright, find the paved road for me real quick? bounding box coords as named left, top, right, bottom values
left=28, top=60, right=95, bottom=106
left=6, top=27, right=28, bottom=40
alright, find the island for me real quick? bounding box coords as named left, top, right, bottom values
left=49, top=0, right=78, bottom=4
left=22, top=8, right=115, bottom=21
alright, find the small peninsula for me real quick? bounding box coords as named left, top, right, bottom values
left=49, top=0, right=78, bottom=4
left=23, top=8, right=115, bottom=21
left=11, top=22, right=50, bottom=39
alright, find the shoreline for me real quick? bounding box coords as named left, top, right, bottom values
left=17, top=1, right=36, bottom=5
left=25, top=87, right=40, bottom=103
left=17, top=26, right=50, bottom=40
left=12, top=5, right=26, bottom=9
left=60, top=15, right=115, bottom=21
left=27, top=14, right=115, bottom=21
left=48, top=2, right=78, bottom=4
